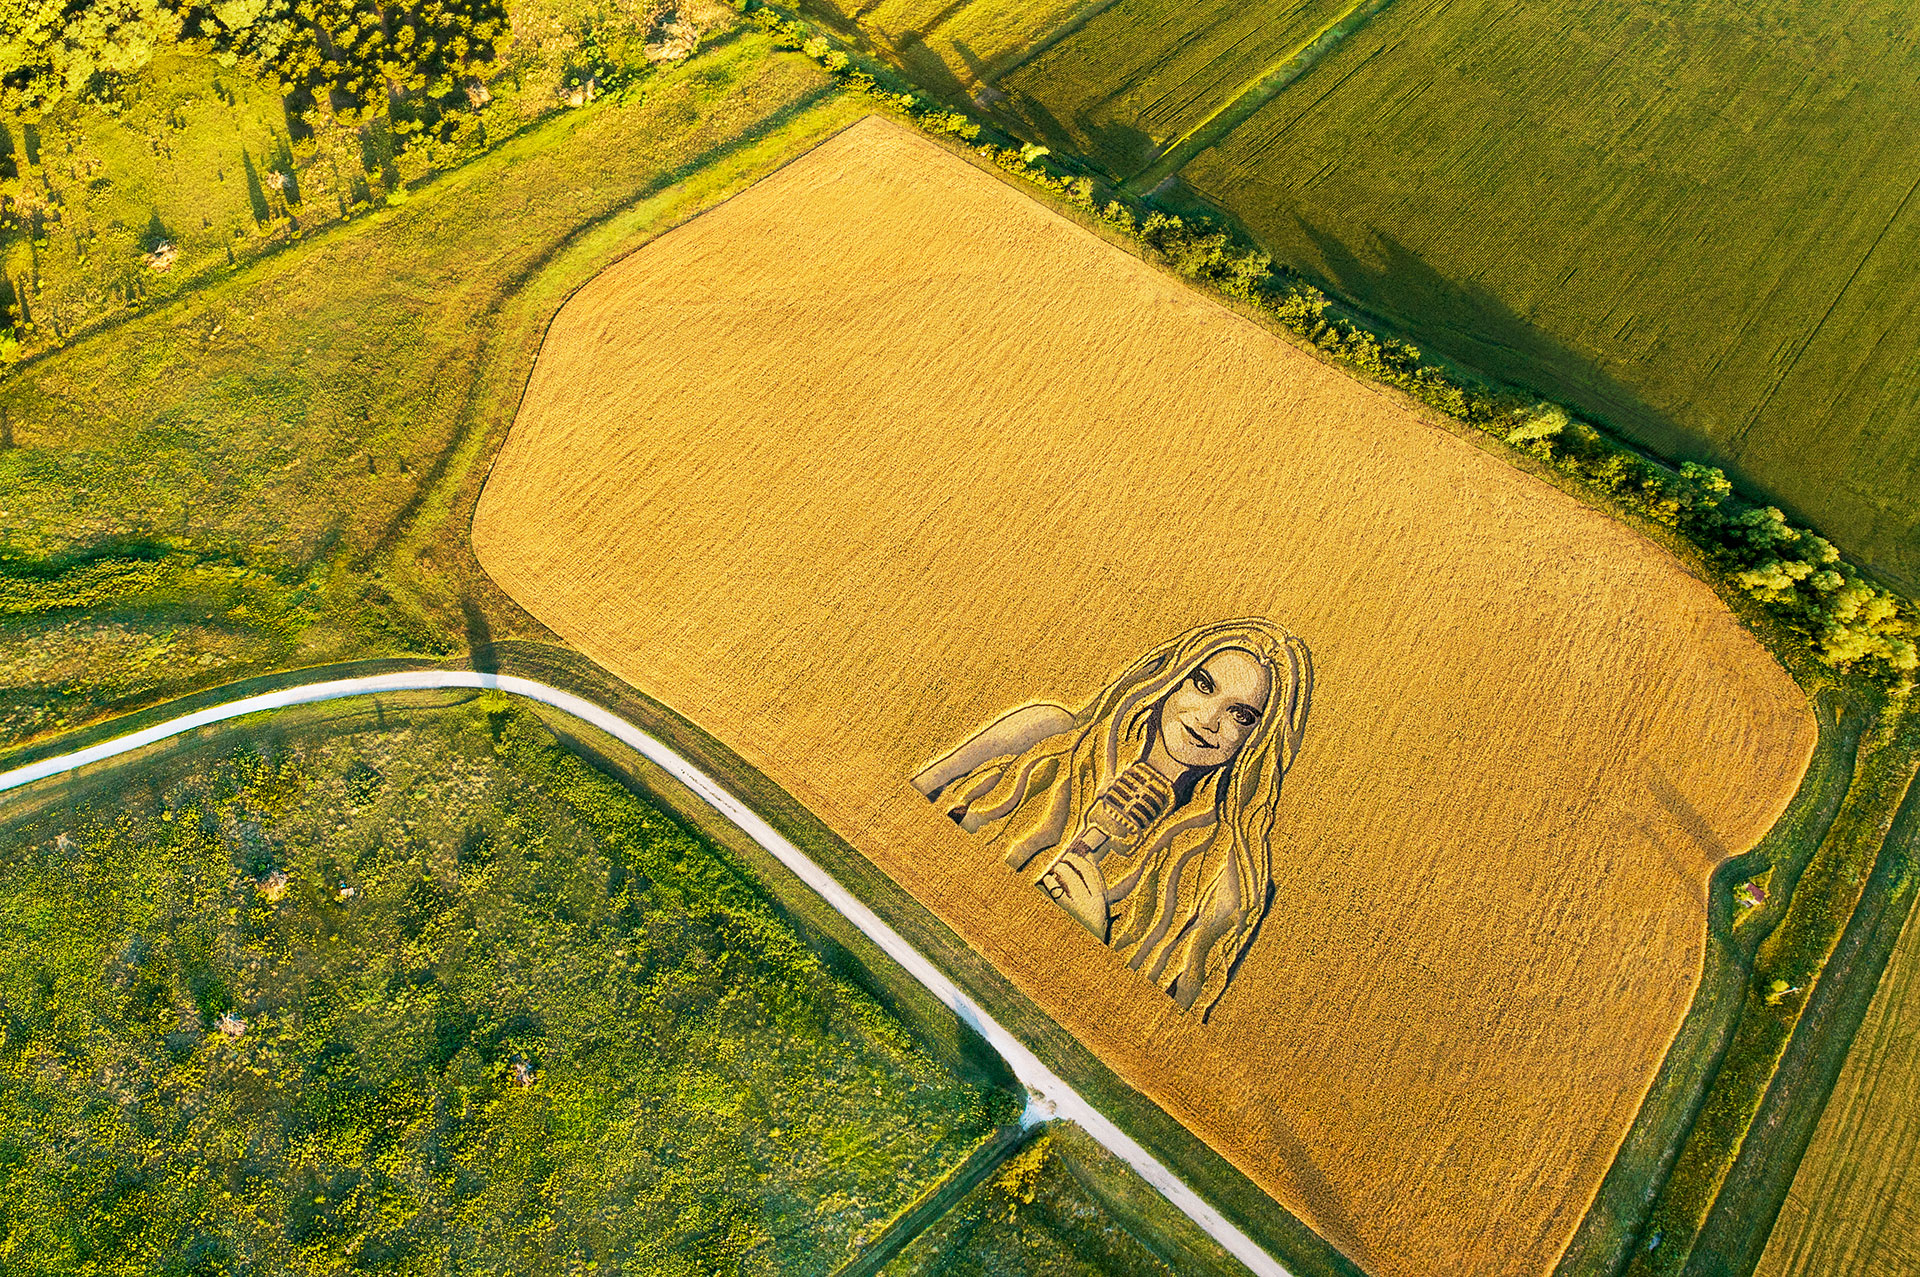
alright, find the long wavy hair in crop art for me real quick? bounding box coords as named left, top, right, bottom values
left=915, top=618, right=1312, bottom=1020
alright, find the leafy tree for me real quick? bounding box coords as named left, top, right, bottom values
left=0, top=0, right=503, bottom=121
left=0, top=0, right=183, bottom=108
left=1507, top=405, right=1569, bottom=449
left=240, top=0, right=507, bottom=124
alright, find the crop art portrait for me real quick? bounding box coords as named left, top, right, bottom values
left=913, top=619, right=1313, bottom=1019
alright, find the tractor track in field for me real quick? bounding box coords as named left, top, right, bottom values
left=1122, top=0, right=1400, bottom=194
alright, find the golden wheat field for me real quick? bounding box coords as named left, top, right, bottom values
left=1755, top=896, right=1920, bottom=1277
left=472, top=116, right=1817, bottom=1277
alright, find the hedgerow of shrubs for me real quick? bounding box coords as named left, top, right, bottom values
left=0, top=0, right=506, bottom=119
left=1496, top=410, right=1915, bottom=689
left=749, top=0, right=1915, bottom=697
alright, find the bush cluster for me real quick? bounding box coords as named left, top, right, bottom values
left=563, top=24, right=645, bottom=98
left=0, top=0, right=505, bottom=119
left=1498, top=412, right=1915, bottom=687
left=249, top=0, right=506, bottom=124
left=753, top=3, right=1915, bottom=695
left=0, top=0, right=184, bottom=110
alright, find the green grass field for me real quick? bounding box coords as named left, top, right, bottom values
left=0, top=692, right=1011, bottom=1274
left=0, top=34, right=860, bottom=756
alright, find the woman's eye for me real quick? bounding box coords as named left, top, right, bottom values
left=1231, top=708, right=1256, bottom=726
left=1193, top=672, right=1213, bottom=693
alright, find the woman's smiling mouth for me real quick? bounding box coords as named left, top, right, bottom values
left=1182, top=723, right=1215, bottom=751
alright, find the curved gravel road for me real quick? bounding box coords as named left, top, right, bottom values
left=0, top=670, right=1290, bottom=1277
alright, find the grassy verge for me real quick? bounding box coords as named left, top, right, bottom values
left=1621, top=718, right=1920, bottom=1276
left=879, top=1123, right=1243, bottom=1276
left=0, top=689, right=1013, bottom=1274
left=0, top=32, right=864, bottom=753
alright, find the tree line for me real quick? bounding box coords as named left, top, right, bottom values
left=0, top=0, right=505, bottom=118
left=749, top=0, right=1915, bottom=697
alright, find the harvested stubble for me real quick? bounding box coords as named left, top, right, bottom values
left=1755, top=891, right=1920, bottom=1277
left=473, top=116, right=1817, bottom=1277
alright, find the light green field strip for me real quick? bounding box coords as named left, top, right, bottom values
left=1121, top=0, right=1398, bottom=191
left=0, top=671, right=1295, bottom=1277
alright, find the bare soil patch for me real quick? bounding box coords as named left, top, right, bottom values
left=472, top=116, right=1817, bottom=1277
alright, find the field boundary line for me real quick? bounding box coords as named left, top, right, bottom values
left=0, top=670, right=1293, bottom=1277
left=831, top=1122, right=1034, bottom=1277
left=1121, top=0, right=1399, bottom=193
left=1681, top=762, right=1920, bottom=1275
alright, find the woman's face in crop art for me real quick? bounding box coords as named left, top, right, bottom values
left=1158, top=648, right=1270, bottom=772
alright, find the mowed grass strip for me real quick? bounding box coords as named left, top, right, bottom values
left=473, top=116, right=1816, bottom=1277
left=1175, top=0, right=1920, bottom=587
left=0, top=694, right=1008, bottom=1274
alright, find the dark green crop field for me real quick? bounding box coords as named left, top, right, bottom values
left=0, top=693, right=1009, bottom=1274
left=822, top=0, right=1920, bottom=588
left=994, top=0, right=1349, bottom=177
left=1179, top=0, right=1920, bottom=587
